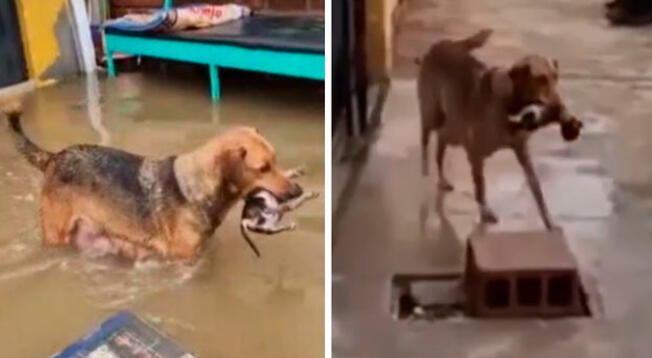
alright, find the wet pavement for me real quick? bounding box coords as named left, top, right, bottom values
left=0, top=69, right=324, bottom=358
left=334, top=0, right=652, bottom=357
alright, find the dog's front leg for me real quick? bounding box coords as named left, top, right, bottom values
left=436, top=138, right=453, bottom=191
left=280, top=191, right=319, bottom=212
left=469, top=157, right=498, bottom=223
left=513, top=143, right=554, bottom=230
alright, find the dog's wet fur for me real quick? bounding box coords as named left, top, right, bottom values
left=417, top=29, right=583, bottom=229
left=2, top=103, right=303, bottom=262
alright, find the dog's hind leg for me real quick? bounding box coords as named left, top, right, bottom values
left=421, top=126, right=431, bottom=176
left=436, top=136, right=453, bottom=191
left=513, top=143, right=554, bottom=230
left=469, top=156, right=497, bottom=224
left=40, top=191, right=75, bottom=246
left=419, top=91, right=438, bottom=177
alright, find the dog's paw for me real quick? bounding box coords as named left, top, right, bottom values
left=306, top=191, right=320, bottom=200
left=480, top=207, right=499, bottom=224
left=288, top=222, right=297, bottom=231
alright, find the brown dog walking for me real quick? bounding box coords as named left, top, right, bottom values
left=3, top=104, right=302, bottom=262
left=417, top=29, right=583, bottom=229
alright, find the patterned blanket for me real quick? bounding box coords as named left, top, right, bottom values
left=104, top=4, right=251, bottom=32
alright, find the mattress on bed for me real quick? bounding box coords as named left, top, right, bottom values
left=105, top=15, right=325, bottom=54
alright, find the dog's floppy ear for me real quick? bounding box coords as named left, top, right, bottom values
left=482, top=69, right=511, bottom=97
left=509, top=62, right=530, bottom=83
left=216, top=145, right=247, bottom=173
left=548, top=57, right=559, bottom=81
left=234, top=146, right=247, bottom=159
left=506, top=61, right=532, bottom=114
left=218, top=145, right=249, bottom=194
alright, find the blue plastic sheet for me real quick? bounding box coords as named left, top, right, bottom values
left=52, top=311, right=197, bottom=358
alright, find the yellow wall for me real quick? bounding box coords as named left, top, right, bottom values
left=15, top=0, right=66, bottom=79
left=366, top=0, right=400, bottom=82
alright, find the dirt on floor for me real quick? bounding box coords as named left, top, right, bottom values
left=0, top=68, right=324, bottom=358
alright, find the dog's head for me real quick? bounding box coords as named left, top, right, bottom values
left=508, top=55, right=582, bottom=141
left=216, top=127, right=302, bottom=202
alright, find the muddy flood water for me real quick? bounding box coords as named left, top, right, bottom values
left=0, top=69, right=324, bottom=358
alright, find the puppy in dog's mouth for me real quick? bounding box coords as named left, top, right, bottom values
left=509, top=103, right=583, bottom=141
left=240, top=186, right=318, bottom=258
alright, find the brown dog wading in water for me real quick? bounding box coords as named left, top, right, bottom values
left=2, top=102, right=303, bottom=262
left=417, top=29, right=583, bottom=229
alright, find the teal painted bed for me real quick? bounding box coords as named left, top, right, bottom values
left=103, top=0, right=325, bottom=101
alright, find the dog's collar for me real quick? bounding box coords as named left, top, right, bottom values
left=160, top=156, right=184, bottom=201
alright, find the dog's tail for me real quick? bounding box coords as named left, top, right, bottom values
left=458, top=28, right=492, bottom=51
left=2, top=102, right=53, bottom=172
left=240, top=220, right=261, bottom=258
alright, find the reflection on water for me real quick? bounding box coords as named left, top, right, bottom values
left=85, top=74, right=110, bottom=145
left=0, top=70, right=324, bottom=358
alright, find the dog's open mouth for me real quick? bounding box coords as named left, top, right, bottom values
left=510, top=104, right=583, bottom=142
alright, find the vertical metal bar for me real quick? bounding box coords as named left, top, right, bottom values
left=209, top=65, right=220, bottom=101
left=106, top=51, right=116, bottom=77
left=69, top=0, right=97, bottom=73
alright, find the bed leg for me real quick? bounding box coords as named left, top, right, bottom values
left=209, top=65, right=220, bottom=101
left=107, top=51, right=116, bottom=78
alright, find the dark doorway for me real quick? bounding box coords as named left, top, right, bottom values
left=332, top=0, right=368, bottom=137
left=0, top=0, right=27, bottom=88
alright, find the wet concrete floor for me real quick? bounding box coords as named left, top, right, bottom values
left=0, top=68, right=324, bottom=358
left=334, top=0, right=652, bottom=357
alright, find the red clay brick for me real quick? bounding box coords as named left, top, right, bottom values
left=465, top=230, right=588, bottom=318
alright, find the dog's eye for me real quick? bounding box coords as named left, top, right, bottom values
left=259, top=163, right=271, bottom=173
